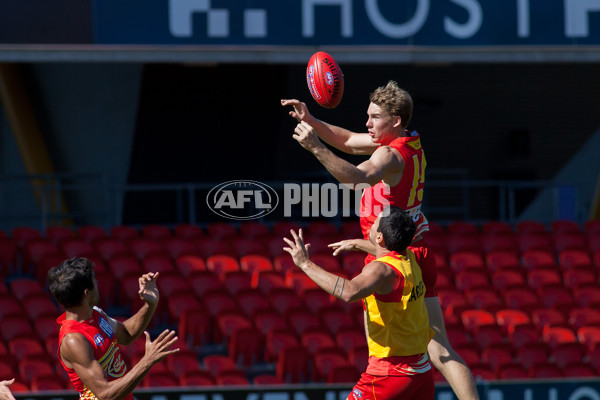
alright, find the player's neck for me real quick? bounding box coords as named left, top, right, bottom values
left=65, top=304, right=94, bottom=322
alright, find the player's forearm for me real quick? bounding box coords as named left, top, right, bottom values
left=352, top=239, right=377, bottom=256
left=309, top=119, right=361, bottom=154
left=95, top=358, right=153, bottom=400
left=120, top=302, right=157, bottom=344
left=299, top=261, right=360, bottom=303
left=311, top=147, right=376, bottom=186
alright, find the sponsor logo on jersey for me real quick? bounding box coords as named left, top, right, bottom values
left=99, top=317, right=114, bottom=338
left=93, top=334, right=104, bottom=346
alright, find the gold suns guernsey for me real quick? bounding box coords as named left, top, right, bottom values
left=363, top=250, right=434, bottom=375
left=57, top=307, right=131, bottom=400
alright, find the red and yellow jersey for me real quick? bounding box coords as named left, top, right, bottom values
left=360, top=131, right=429, bottom=240
left=57, top=307, right=131, bottom=400
left=363, top=250, right=433, bottom=376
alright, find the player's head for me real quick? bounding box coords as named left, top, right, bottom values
left=48, top=257, right=98, bottom=308
left=370, top=206, right=416, bottom=253
left=369, top=80, right=413, bottom=129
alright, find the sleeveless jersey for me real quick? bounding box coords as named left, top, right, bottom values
left=363, top=250, right=432, bottom=376
left=57, top=307, right=132, bottom=400
left=360, top=131, right=429, bottom=240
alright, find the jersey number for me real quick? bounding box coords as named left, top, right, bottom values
left=407, top=154, right=425, bottom=207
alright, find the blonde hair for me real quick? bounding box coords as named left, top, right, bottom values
left=369, top=80, right=413, bottom=128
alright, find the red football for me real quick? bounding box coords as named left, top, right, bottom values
left=306, top=51, right=344, bottom=109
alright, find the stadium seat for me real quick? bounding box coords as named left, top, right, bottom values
left=312, top=350, right=355, bottom=383
left=553, top=232, right=588, bottom=253
left=526, top=269, right=562, bottom=293
left=509, top=324, right=540, bottom=349
left=286, top=270, right=319, bottom=295
left=437, top=289, right=470, bottom=319
left=22, top=294, right=59, bottom=321
left=142, top=371, right=179, bottom=387
left=464, top=288, right=504, bottom=313
left=253, top=374, right=285, bottom=385
left=516, top=221, right=547, bottom=235
left=202, top=354, right=238, bottom=378
left=276, top=345, right=311, bottom=383
left=539, top=285, right=576, bottom=320
left=18, top=357, right=56, bottom=384
left=156, top=273, right=191, bottom=297
left=521, top=250, right=558, bottom=271
left=236, top=289, right=272, bottom=318
left=0, top=296, right=24, bottom=320
left=589, top=233, right=600, bottom=253
left=563, top=362, right=597, bottom=377
left=77, top=225, right=107, bottom=242
left=206, top=222, right=238, bottom=240
left=269, top=287, right=304, bottom=315
left=529, top=362, right=563, bottom=378
left=142, top=224, right=172, bottom=239
left=228, top=326, right=264, bottom=366
left=93, top=238, right=131, bottom=262
left=188, top=270, right=225, bottom=297
left=239, top=221, right=270, bottom=238
left=253, top=310, right=289, bottom=338
left=574, top=286, right=600, bottom=308
left=449, top=251, right=485, bottom=273
left=447, top=221, right=479, bottom=235
left=551, top=220, right=581, bottom=234
left=551, top=342, right=585, bottom=369
left=301, top=288, right=337, bottom=314
left=221, top=270, right=253, bottom=296
left=517, top=233, right=554, bottom=254
left=485, top=250, right=521, bottom=272
left=265, top=330, right=299, bottom=363
left=481, top=221, right=514, bottom=236
left=206, top=255, right=241, bottom=279
left=455, top=270, right=491, bottom=291
left=8, top=277, right=45, bottom=302
left=301, top=330, right=337, bottom=355
left=179, top=370, right=215, bottom=386
left=320, top=308, right=357, bottom=335
left=239, top=254, right=274, bottom=275
left=45, top=226, right=75, bottom=245
left=34, top=315, right=60, bottom=343
left=60, top=238, right=99, bottom=259
left=568, top=307, right=600, bottom=330
left=481, top=343, right=514, bottom=373
left=215, top=370, right=250, bottom=386
left=445, top=235, right=482, bottom=254
left=174, top=224, right=204, bottom=240
left=272, top=255, right=296, bottom=275
left=542, top=326, right=578, bottom=348
left=577, top=326, right=600, bottom=352
left=311, top=254, right=343, bottom=273
left=141, top=253, right=176, bottom=274
left=31, top=374, right=66, bottom=391
left=178, top=307, right=211, bottom=348
left=0, top=237, right=17, bottom=275
left=23, top=239, right=62, bottom=268
left=216, top=313, right=253, bottom=341
left=11, top=226, right=42, bottom=249
left=110, top=225, right=140, bottom=240
left=286, top=310, right=322, bottom=336
left=341, top=252, right=367, bottom=277
left=531, top=308, right=568, bottom=333
left=0, top=316, right=34, bottom=342
left=491, top=269, right=527, bottom=293
left=473, top=325, right=505, bottom=349
left=563, top=267, right=596, bottom=290
left=127, top=238, right=167, bottom=260
left=495, top=309, right=532, bottom=335
left=108, top=254, right=143, bottom=280
left=175, top=255, right=207, bottom=277
left=162, top=238, right=201, bottom=259
left=8, top=337, right=45, bottom=361
left=468, top=363, right=497, bottom=380
left=435, top=268, right=454, bottom=291
left=516, top=342, right=550, bottom=369
left=231, top=238, right=270, bottom=258
left=502, top=287, right=542, bottom=313
left=201, top=290, right=240, bottom=319
left=335, top=329, right=366, bottom=353
left=497, top=362, right=529, bottom=379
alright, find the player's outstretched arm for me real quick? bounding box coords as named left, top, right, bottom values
left=281, top=99, right=376, bottom=155
left=284, top=229, right=397, bottom=302
left=116, top=272, right=160, bottom=345
left=61, top=330, right=179, bottom=400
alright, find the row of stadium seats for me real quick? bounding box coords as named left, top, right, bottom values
left=1, top=220, right=600, bottom=391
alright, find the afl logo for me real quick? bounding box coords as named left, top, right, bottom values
left=207, top=180, right=279, bottom=220
left=93, top=334, right=104, bottom=346
left=325, top=71, right=334, bottom=85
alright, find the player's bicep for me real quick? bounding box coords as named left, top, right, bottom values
left=345, top=262, right=393, bottom=301
left=356, top=147, right=402, bottom=185
left=61, top=334, right=110, bottom=395
left=346, top=133, right=378, bottom=155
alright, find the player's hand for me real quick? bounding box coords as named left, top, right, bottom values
left=283, top=229, right=312, bottom=269
left=293, top=121, right=324, bottom=152
left=138, top=272, right=160, bottom=305
left=328, top=239, right=364, bottom=256
left=0, top=379, right=16, bottom=400
left=142, top=330, right=179, bottom=365
left=281, top=99, right=315, bottom=124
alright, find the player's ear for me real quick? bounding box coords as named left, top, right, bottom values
left=392, top=115, right=402, bottom=128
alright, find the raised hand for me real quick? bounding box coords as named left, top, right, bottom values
left=138, top=272, right=160, bottom=305
left=142, top=330, right=179, bottom=365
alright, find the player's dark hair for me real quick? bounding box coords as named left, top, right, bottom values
left=48, top=257, right=96, bottom=308
left=377, top=206, right=416, bottom=253
left=370, top=80, right=413, bottom=128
